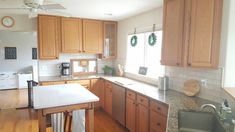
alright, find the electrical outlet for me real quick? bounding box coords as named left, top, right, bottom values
left=201, top=79, right=207, bottom=87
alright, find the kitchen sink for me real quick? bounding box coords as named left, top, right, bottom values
left=178, top=110, right=226, bottom=132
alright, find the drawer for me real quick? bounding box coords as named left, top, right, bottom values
left=137, top=94, right=149, bottom=107
left=67, top=80, right=90, bottom=85
left=105, top=81, right=112, bottom=89
left=66, top=80, right=90, bottom=89
left=150, top=100, right=168, bottom=117
left=40, top=81, right=65, bottom=86
left=126, top=90, right=136, bottom=100
left=150, top=110, right=167, bottom=132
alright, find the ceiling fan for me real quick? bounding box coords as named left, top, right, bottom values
left=0, top=0, right=66, bottom=17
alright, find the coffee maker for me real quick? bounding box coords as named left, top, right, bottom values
left=61, top=62, right=70, bottom=76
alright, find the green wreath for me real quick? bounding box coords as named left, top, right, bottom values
left=130, top=35, right=137, bottom=47
left=148, top=33, right=157, bottom=46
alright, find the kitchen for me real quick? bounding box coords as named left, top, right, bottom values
left=0, top=0, right=235, bottom=132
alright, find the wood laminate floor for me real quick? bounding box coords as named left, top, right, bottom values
left=0, top=89, right=28, bottom=109
left=0, top=108, right=128, bottom=132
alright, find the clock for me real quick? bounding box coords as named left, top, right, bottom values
left=1, top=16, right=15, bottom=28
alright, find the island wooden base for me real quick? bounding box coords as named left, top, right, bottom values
left=37, top=102, right=94, bottom=132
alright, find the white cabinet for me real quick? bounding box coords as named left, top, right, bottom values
left=17, top=73, right=32, bottom=89
left=0, top=72, right=17, bottom=90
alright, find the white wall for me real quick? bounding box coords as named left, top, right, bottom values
left=116, top=7, right=163, bottom=66
left=0, top=31, right=38, bottom=72
left=221, top=0, right=235, bottom=87
left=0, top=14, right=37, bottom=31
left=116, top=8, right=163, bottom=85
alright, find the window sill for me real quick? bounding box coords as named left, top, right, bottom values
left=124, top=72, right=159, bottom=86
left=223, top=88, right=235, bottom=99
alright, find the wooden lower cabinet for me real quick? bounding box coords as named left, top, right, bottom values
left=126, top=97, right=136, bottom=132
left=90, top=79, right=105, bottom=108
left=136, top=95, right=149, bottom=132
left=104, top=81, right=112, bottom=115
left=150, top=100, right=169, bottom=132
left=126, top=90, right=149, bottom=132
left=150, top=111, right=167, bottom=132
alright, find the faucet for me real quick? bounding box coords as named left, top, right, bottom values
left=201, top=104, right=217, bottom=113
left=201, top=100, right=234, bottom=124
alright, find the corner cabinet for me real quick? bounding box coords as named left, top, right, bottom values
left=38, top=15, right=61, bottom=59
left=103, top=21, right=117, bottom=59
left=161, top=0, right=223, bottom=68
left=82, top=19, right=103, bottom=54
left=61, top=17, right=82, bottom=53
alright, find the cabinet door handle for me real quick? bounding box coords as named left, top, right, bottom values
left=129, top=94, right=131, bottom=96
left=157, top=123, right=161, bottom=126
left=188, top=63, right=191, bottom=66
left=140, top=99, right=143, bottom=102
left=157, top=107, right=161, bottom=110
left=176, top=63, right=180, bottom=66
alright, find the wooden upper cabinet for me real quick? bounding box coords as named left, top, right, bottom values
left=82, top=19, right=103, bottom=53
left=103, top=21, right=117, bottom=59
left=187, top=0, right=223, bottom=68
left=161, top=0, right=223, bottom=68
left=161, top=0, right=185, bottom=66
left=38, top=15, right=61, bottom=59
left=61, top=17, right=82, bottom=53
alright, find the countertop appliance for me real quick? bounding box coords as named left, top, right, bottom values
left=61, top=62, right=70, bottom=76
left=112, top=84, right=126, bottom=126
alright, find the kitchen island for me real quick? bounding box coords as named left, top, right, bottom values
left=33, top=83, right=99, bottom=132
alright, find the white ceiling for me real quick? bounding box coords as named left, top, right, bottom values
left=0, top=0, right=163, bottom=21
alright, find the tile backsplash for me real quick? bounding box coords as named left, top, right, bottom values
left=38, top=53, right=113, bottom=76
left=165, top=66, right=224, bottom=103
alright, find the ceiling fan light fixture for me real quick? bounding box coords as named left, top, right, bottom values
left=24, top=0, right=44, bottom=8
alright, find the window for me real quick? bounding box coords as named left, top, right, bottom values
left=126, top=30, right=164, bottom=78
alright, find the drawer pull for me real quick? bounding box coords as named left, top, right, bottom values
left=129, top=94, right=131, bottom=96
left=140, top=99, right=143, bottom=102
left=157, top=123, right=161, bottom=126
left=157, top=107, right=161, bottom=110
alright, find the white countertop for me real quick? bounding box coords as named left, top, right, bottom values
left=33, top=83, right=99, bottom=109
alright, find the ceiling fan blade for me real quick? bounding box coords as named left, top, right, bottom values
left=40, top=4, right=65, bottom=10
left=0, top=7, right=27, bottom=10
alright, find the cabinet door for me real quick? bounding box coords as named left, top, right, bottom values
left=136, top=104, right=149, bottom=132
left=126, top=97, right=136, bottom=132
left=61, top=17, right=82, bottom=53
left=103, top=21, right=117, bottom=59
left=104, top=86, right=112, bottom=115
left=90, top=79, right=104, bottom=108
left=99, top=79, right=105, bottom=109
left=82, top=19, right=103, bottom=53
left=38, top=15, right=60, bottom=59
left=188, top=0, right=222, bottom=68
left=161, top=0, right=185, bottom=66
left=150, top=110, right=167, bottom=132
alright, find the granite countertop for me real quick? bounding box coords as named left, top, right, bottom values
left=39, top=75, right=234, bottom=132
